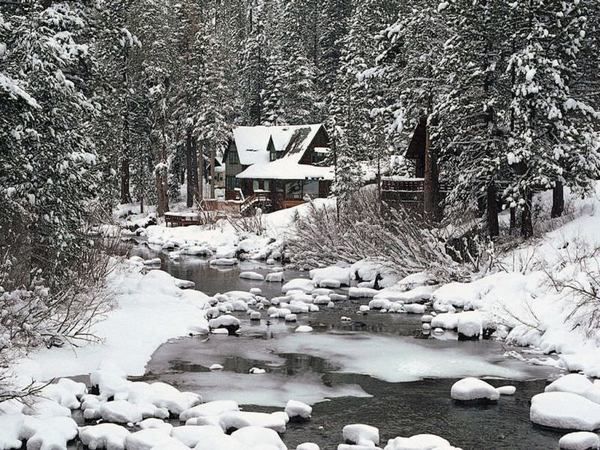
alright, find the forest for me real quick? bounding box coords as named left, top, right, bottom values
left=2, top=0, right=600, bottom=433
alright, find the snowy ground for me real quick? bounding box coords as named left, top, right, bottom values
left=4, top=187, right=600, bottom=449
left=12, top=263, right=211, bottom=384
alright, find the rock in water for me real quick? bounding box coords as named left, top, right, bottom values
left=450, top=377, right=500, bottom=402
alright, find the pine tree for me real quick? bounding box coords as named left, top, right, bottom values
left=279, top=0, right=320, bottom=124
left=1, top=2, right=101, bottom=280
left=505, top=0, right=600, bottom=235
left=240, top=1, right=268, bottom=125
left=318, top=0, right=352, bottom=105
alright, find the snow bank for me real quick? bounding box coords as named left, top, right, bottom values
left=13, top=263, right=211, bottom=382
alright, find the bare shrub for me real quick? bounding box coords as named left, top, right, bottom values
left=543, top=243, right=600, bottom=336
left=228, top=211, right=266, bottom=236
left=0, top=230, right=116, bottom=401
left=287, top=190, right=468, bottom=281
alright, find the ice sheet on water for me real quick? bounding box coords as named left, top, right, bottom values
left=157, top=371, right=370, bottom=407
left=272, top=333, right=545, bottom=382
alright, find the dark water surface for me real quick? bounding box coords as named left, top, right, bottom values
left=127, top=245, right=566, bottom=449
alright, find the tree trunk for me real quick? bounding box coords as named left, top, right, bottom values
left=140, top=195, right=144, bottom=214
left=156, top=170, right=168, bottom=217
left=551, top=180, right=564, bottom=218
left=486, top=183, right=499, bottom=237
left=423, top=123, right=439, bottom=220
left=377, top=152, right=382, bottom=212
left=156, top=118, right=169, bottom=216
left=120, top=158, right=131, bottom=204
left=198, top=142, right=204, bottom=201
left=185, top=129, right=195, bottom=207
left=210, top=146, right=216, bottom=199
left=509, top=207, right=516, bottom=233
left=521, top=192, right=534, bottom=238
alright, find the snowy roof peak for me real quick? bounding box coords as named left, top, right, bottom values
left=232, top=124, right=323, bottom=166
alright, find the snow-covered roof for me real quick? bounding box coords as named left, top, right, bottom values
left=232, top=124, right=323, bottom=166
left=236, top=157, right=334, bottom=181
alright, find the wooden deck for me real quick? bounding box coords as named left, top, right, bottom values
left=164, top=212, right=203, bottom=227
left=381, top=177, right=449, bottom=212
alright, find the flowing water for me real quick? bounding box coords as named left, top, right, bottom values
left=130, top=245, right=565, bottom=449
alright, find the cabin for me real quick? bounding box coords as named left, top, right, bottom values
left=223, top=124, right=332, bottom=210
left=382, top=118, right=446, bottom=219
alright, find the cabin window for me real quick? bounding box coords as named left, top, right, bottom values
left=303, top=180, right=319, bottom=198
left=253, top=180, right=260, bottom=191
left=285, top=181, right=303, bottom=200
left=228, top=150, right=239, bottom=165
left=264, top=180, right=270, bottom=191
left=311, top=152, right=324, bottom=164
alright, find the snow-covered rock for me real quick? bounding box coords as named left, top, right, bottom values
left=100, top=400, right=143, bottom=424
left=297, top=444, right=320, bottom=450
left=20, top=416, right=78, bottom=450
left=530, top=392, right=600, bottom=430
left=496, top=386, right=516, bottom=396
left=295, top=325, right=313, bottom=333
left=457, top=311, right=483, bottom=339
left=450, top=378, right=499, bottom=402
left=558, top=431, right=600, bottom=450
left=285, top=400, right=312, bottom=420
left=126, top=429, right=179, bottom=450
left=79, top=424, right=130, bottom=450
left=210, top=258, right=238, bottom=266
left=319, top=279, right=341, bottom=288
left=231, top=426, right=287, bottom=450
left=240, top=271, right=265, bottom=281
left=174, top=278, right=195, bottom=289
left=343, top=424, right=379, bottom=446
left=310, top=266, right=351, bottom=287
left=182, top=245, right=212, bottom=257
left=208, top=315, right=241, bottom=332
left=384, top=434, right=453, bottom=450
left=138, top=418, right=173, bottom=432
left=171, top=425, right=224, bottom=447
left=219, top=411, right=287, bottom=433
left=369, top=299, right=392, bottom=310
left=0, top=414, right=24, bottom=450
left=282, top=278, right=315, bottom=294
left=180, top=400, right=239, bottom=422
left=403, top=303, right=427, bottom=314
left=348, top=287, right=378, bottom=298
left=266, top=272, right=285, bottom=282
left=546, top=374, right=595, bottom=398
